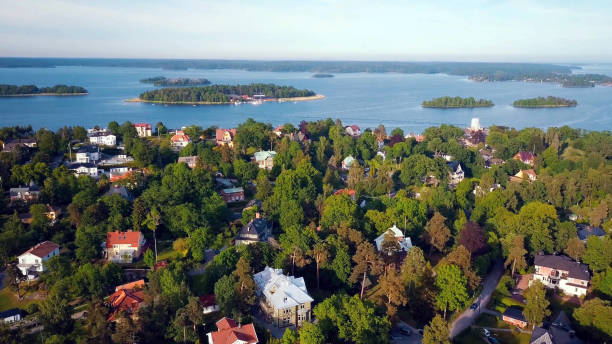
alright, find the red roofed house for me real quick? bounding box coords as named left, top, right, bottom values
left=216, top=128, right=237, bottom=148
left=207, top=317, right=258, bottom=344
left=17, top=241, right=60, bottom=279
left=171, top=130, right=192, bottom=149
left=345, top=125, right=361, bottom=138
left=134, top=123, right=152, bottom=137
left=104, top=231, right=146, bottom=263
left=107, top=279, right=145, bottom=321
left=200, top=294, right=220, bottom=314
left=510, top=169, right=537, bottom=183
left=334, top=188, right=356, bottom=200
left=109, top=167, right=133, bottom=182
left=513, top=151, right=535, bottom=165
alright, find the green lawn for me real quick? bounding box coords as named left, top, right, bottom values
left=488, top=290, right=525, bottom=314
left=0, top=287, right=39, bottom=312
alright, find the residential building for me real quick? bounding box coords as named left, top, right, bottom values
left=502, top=307, right=528, bottom=328
left=345, top=125, right=361, bottom=138
left=21, top=204, right=62, bottom=224
left=9, top=183, right=40, bottom=205
left=104, top=231, right=146, bottom=263
left=530, top=311, right=583, bottom=344
left=17, top=241, right=60, bottom=278
left=2, top=138, right=36, bottom=152
left=109, top=167, right=133, bottom=182
left=341, top=155, right=356, bottom=170
left=89, top=131, right=116, bottom=146
left=406, top=133, right=425, bottom=143
left=254, top=150, right=276, bottom=170
left=577, top=224, right=606, bottom=242
left=215, top=128, right=237, bottom=147
left=0, top=309, right=22, bottom=323
left=178, top=156, right=198, bottom=168
left=134, top=123, right=152, bottom=137
left=253, top=267, right=313, bottom=328
left=273, top=125, right=284, bottom=137
left=334, top=188, right=356, bottom=200
left=533, top=255, right=590, bottom=297
left=514, top=151, right=535, bottom=165
left=105, top=185, right=133, bottom=201
left=75, top=145, right=100, bottom=163
left=107, top=280, right=145, bottom=321
left=447, top=161, right=464, bottom=185
left=200, top=295, right=220, bottom=314
left=375, top=225, right=413, bottom=254
left=71, top=163, right=99, bottom=177
left=220, top=187, right=245, bottom=203
left=235, top=213, right=272, bottom=245
left=510, top=169, right=538, bottom=183
left=207, top=317, right=258, bottom=344
left=171, top=130, right=192, bottom=149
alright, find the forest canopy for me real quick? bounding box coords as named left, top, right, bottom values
left=422, top=96, right=494, bottom=108
left=0, top=84, right=88, bottom=95
left=513, top=96, right=577, bottom=108
left=139, top=76, right=211, bottom=86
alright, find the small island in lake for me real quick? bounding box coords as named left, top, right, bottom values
left=422, top=96, right=494, bottom=108
left=140, top=76, right=211, bottom=86
left=127, top=83, right=323, bottom=105
left=0, top=84, right=88, bottom=96
left=312, top=73, right=334, bottom=78
left=513, top=96, right=577, bottom=108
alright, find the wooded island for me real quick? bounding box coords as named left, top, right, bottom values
left=422, top=96, right=494, bottom=108
left=312, top=73, right=334, bottom=78
left=139, top=76, right=211, bottom=86
left=513, top=96, right=577, bottom=108
left=0, top=84, right=88, bottom=96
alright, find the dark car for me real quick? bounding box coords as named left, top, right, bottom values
left=470, top=302, right=479, bottom=311
left=399, top=327, right=412, bottom=336
left=487, top=337, right=500, bottom=344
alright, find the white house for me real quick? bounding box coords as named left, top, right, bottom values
left=171, top=130, right=192, bottom=149
left=104, top=231, right=146, bottom=263
left=375, top=225, right=413, bottom=254
left=0, top=309, right=22, bottom=323
left=254, top=151, right=276, bottom=170
left=447, top=161, right=464, bottom=185
left=532, top=255, right=590, bottom=297
left=17, top=241, right=60, bottom=279
left=134, top=123, right=152, bottom=137
left=75, top=145, right=100, bottom=163
left=345, top=125, right=361, bottom=138
left=72, top=163, right=99, bottom=177
left=89, top=132, right=117, bottom=146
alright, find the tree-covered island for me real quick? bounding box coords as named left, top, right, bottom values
left=422, top=96, right=494, bottom=108
left=139, top=76, right=211, bottom=86
left=0, top=84, right=88, bottom=96
left=312, top=73, right=334, bottom=78
left=513, top=96, right=577, bottom=108
left=135, top=83, right=319, bottom=104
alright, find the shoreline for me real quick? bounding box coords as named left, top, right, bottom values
left=125, top=94, right=325, bottom=105
left=0, top=92, right=88, bottom=97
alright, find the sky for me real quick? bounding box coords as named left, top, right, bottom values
left=1, top=0, right=611, bottom=62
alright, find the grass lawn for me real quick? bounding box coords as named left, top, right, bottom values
left=0, top=287, right=39, bottom=312
left=488, top=290, right=525, bottom=314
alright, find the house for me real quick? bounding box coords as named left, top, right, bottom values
left=71, top=163, right=99, bottom=177
left=171, top=130, right=192, bottom=148
left=447, top=161, right=464, bottom=185
left=108, top=280, right=145, bottom=321
left=375, top=225, right=413, bottom=254
left=514, top=151, right=535, bottom=165
left=341, top=155, right=356, bottom=170
left=530, top=311, right=583, bottom=344
left=2, top=138, right=36, bottom=152
left=273, top=125, right=284, bottom=137
left=220, top=187, right=245, bottom=203
left=17, top=241, right=60, bottom=278
left=254, top=151, right=276, bottom=170
left=89, top=131, right=116, bottom=146
left=200, top=294, right=220, bottom=314
left=502, top=307, right=528, bottom=328
left=134, top=123, right=152, bottom=137
left=253, top=267, right=313, bottom=328
left=104, top=231, right=146, bottom=263
left=334, top=188, right=356, bottom=200
left=109, top=167, right=133, bottom=182
left=0, top=309, right=22, bottom=323
left=533, top=255, right=590, bottom=297
left=406, top=133, right=425, bottom=143
left=207, top=317, right=258, bottom=344
left=511, top=169, right=537, bottom=183
left=577, top=224, right=606, bottom=242
left=235, top=213, right=272, bottom=245
left=178, top=156, right=198, bottom=168
left=215, top=128, right=237, bottom=147
left=75, top=145, right=100, bottom=163
left=9, top=183, right=40, bottom=205
left=345, top=125, right=361, bottom=138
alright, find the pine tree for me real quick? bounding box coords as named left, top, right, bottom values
left=375, top=268, right=407, bottom=318
left=505, top=235, right=528, bottom=277
left=309, top=241, right=330, bottom=289
left=350, top=242, right=384, bottom=299
left=423, top=315, right=450, bottom=344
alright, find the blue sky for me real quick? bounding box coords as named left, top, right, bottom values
left=1, top=0, right=611, bottom=62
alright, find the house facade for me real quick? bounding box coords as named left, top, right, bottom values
left=104, top=231, right=146, bottom=263
left=134, top=123, right=152, bottom=137
left=220, top=187, right=245, bottom=203
left=215, top=128, right=237, bottom=148
left=502, top=307, right=528, bottom=328
left=72, top=163, right=99, bottom=177
left=9, top=183, right=40, bottom=205
left=533, top=255, right=590, bottom=297
left=254, top=151, right=276, bottom=170
left=0, top=309, right=22, bottom=323
left=207, top=317, right=258, bottom=344
left=17, top=241, right=60, bottom=278
left=76, top=145, right=100, bottom=163
left=89, top=132, right=116, bottom=146
left=447, top=161, right=464, bottom=185
left=253, top=267, right=313, bottom=328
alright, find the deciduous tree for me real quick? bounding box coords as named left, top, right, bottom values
left=435, top=264, right=468, bottom=319
left=422, top=315, right=450, bottom=344
left=350, top=242, right=384, bottom=299
left=523, top=280, right=550, bottom=329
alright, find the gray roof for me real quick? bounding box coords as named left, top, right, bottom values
left=503, top=307, right=526, bottom=322
left=577, top=225, right=606, bottom=241
left=105, top=185, right=133, bottom=201
left=530, top=311, right=584, bottom=344
left=77, top=145, right=99, bottom=153
left=530, top=327, right=554, bottom=344
left=534, top=255, right=590, bottom=281
left=237, top=218, right=271, bottom=242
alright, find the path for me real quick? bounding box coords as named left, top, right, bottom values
left=450, top=259, right=504, bottom=338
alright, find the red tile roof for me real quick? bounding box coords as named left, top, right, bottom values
left=209, top=318, right=258, bottom=344
left=108, top=286, right=144, bottom=321
left=334, top=188, right=356, bottom=196
left=171, top=131, right=191, bottom=143
left=106, top=231, right=143, bottom=248
left=216, top=128, right=236, bottom=141
left=514, top=151, right=534, bottom=163
left=115, top=279, right=145, bottom=292
left=22, top=241, right=59, bottom=258
left=134, top=123, right=151, bottom=128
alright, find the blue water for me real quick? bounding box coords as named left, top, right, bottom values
left=0, top=65, right=611, bottom=132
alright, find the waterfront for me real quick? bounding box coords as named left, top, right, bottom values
left=0, top=65, right=611, bottom=131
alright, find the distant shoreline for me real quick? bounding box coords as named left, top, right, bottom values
left=513, top=104, right=576, bottom=108
left=125, top=94, right=325, bottom=105
left=0, top=92, right=88, bottom=97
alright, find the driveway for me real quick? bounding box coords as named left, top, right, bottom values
left=391, top=321, right=423, bottom=344
left=450, top=260, right=504, bottom=338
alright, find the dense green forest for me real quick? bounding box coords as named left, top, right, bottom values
left=513, top=96, right=577, bottom=108
left=139, top=83, right=316, bottom=103
left=312, top=73, right=334, bottom=78
left=139, top=76, right=211, bottom=86
left=470, top=72, right=612, bottom=87
left=0, top=84, right=88, bottom=96
left=422, top=96, right=494, bottom=108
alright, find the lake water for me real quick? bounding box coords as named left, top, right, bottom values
left=1, top=65, right=611, bottom=132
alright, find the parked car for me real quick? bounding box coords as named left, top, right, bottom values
left=483, top=329, right=491, bottom=337
left=470, top=302, right=479, bottom=311
left=399, top=327, right=412, bottom=336
left=487, top=337, right=500, bottom=344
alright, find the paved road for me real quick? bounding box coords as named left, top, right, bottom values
left=450, top=260, right=504, bottom=338
left=390, top=321, right=423, bottom=344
